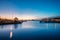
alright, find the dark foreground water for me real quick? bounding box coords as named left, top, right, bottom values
left=0, top=21, right=60, bottom=40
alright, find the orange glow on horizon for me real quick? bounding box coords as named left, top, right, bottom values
left=0, top=16, right=37, bottom=20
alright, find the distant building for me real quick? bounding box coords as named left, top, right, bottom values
left=40, top=17, right=60, bottom=23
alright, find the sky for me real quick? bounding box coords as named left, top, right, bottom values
left=0, top=0, right=60, bottom=20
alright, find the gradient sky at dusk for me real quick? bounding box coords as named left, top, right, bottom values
left=0, top=0, right=60, bottom=19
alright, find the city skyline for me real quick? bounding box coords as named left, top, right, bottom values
left=0, top=0, right=60, bottom=20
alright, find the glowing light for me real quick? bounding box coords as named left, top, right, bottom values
left=10, top=32, right=12, bottom=38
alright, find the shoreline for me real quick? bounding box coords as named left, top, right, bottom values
left=0, top=22, right=23, bottom=25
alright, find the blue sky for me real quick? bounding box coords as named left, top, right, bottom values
left=0, top=0, right=60, bottom=19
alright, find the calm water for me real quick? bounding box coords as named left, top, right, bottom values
left=0, top=21, right=60, bottom=40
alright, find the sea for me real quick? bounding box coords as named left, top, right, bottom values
left=0, top=21, right=60, bottom=40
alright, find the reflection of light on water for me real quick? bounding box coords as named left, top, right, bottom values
left=22, top=21, right=34, bottom=28
left=10, top=32, right=12, bottom=38
left=0, top=25, right=14, bottom=30
left=10, top=25, right=13, bottom=39
left=10, top=26, right=13, bottom=39
left=10, top=26, right=13, bottom=30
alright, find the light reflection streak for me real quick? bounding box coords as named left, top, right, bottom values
left=10, top=32, right=12, bottom=38
left=10, top=25, right=13, bottom=39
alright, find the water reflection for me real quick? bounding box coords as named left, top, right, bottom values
left=0, top=22, right=60, bottom=30
left=0, top=21, right=60, bottom=40
left=10, top=31, right=12, bottom=38
left=46, top=23, right=48, bottom=29
left=0, top=25, right=4, bottom=29
left=0, top=24, right=20, bottom=30
left=22, top=21, right=34, bottom=28
left=14, top=24, right=18, bottom=29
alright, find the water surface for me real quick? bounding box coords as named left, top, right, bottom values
left=0, top=21, right=60, bottom=40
